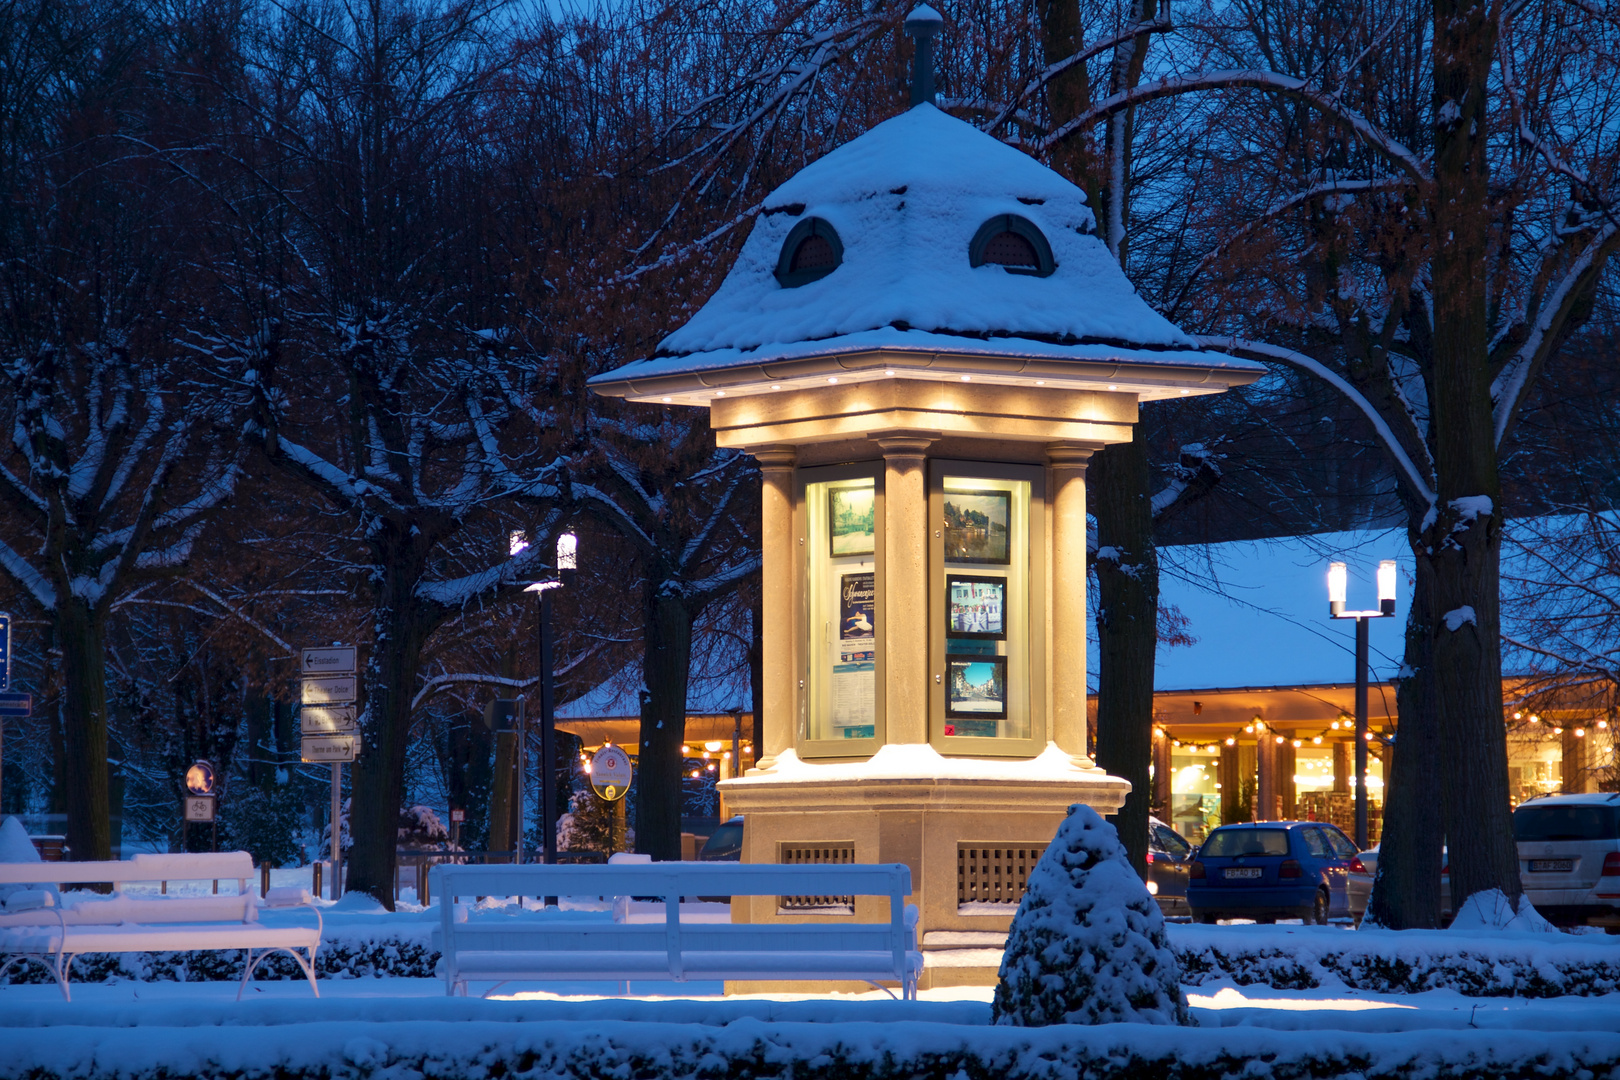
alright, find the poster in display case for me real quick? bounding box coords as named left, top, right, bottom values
left=829, top=486, right=876, bottom=556
left=942, top=490, right=1011, bottom=564
left=945, top=654, right=1007, bottom=720
left=832, top=571, right=876, bottom=737
left=945, top=574, right=1006, bottom=640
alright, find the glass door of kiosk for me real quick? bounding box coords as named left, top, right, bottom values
left=800, top=463, right=883, bottom=756
left=930, top=462, right=1046, bottom=756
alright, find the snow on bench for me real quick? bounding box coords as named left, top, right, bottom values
left=0, top=851, right=322, bottom=1001
left=430, top=862, right=922, bottom=999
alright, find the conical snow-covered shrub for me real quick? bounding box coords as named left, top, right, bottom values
left=991, top=803, right=1189, bottom=1026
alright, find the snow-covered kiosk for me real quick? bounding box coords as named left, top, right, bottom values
left=588, top=9, right=1261, bottom=988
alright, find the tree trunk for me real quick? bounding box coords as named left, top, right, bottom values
left=1365, top=550, right=1444, bottom=928
left=58, top=601, right=112, bottom=868
left=1425, top=0, right=1521, bottom=917
left=1091, top=426, right=1158, bottom=877
left=348, top=559, right=433, bottom=908
left=636, top=586, right=693, bottom=861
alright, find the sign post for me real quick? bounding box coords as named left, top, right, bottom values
left=299, top=646, right=359, bottom=899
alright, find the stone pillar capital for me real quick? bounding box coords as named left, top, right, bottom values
left=872, top=431, right=938, bottom=458
left=753, top=446, right=798, bottom=472
left=1046, top=442, right=1103, bottom=468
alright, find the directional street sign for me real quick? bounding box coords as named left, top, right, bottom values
left=301, top=734, right=358, bottom=763
left=300, top=705, right=359, bottom=735
left=301, top=646, right=357, bottom=675
left=0, top=611, right=11, bottom=692
left=300, top=675, right=358, bottom=706
left=0, top=692, right=31, bottom=717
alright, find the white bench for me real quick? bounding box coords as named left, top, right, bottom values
left=0, top=851, right=322, bottom=1001
left=430, top=862, right=922, bottom=999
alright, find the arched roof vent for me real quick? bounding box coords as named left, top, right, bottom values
left=775, top=217, right=844, bottom=287
left=970, top=215, right=1055, bottom=277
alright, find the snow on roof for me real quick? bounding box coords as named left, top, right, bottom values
left=557, top=662, right=751, bottom=720
left=1150, top=517, right=1607, bottom=693
left=593, top=105, right=1260, bottom=388
left=1146, top=527, right=1413, bottom=693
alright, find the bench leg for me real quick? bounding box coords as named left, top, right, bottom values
left=0, top=953, right=71, bottom=1002
left=236, top=946, right=322, bottom=1001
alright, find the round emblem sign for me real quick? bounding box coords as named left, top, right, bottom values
left=591, top=744, right=632, bottom=802
left=184, top=760, right=215, bottom=796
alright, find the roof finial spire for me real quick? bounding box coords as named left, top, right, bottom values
left=904, top=5, right=944, bottom=107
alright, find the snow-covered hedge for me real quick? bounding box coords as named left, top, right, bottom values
left=4, top=1015, right=1620, bottom=1080
left=10, top=921, right=1620, bottom=999
left=1176, top=924, right=1620, bottom=997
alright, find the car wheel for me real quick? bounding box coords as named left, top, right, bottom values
left=1310, top=890, right=1329, bottom=925
left=1196, top=912, right=1219, bottom=925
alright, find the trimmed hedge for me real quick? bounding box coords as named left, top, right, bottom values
left=2, top=1018, right=1620, bottom=1080
left=8, top=925, right=1620, bottom=998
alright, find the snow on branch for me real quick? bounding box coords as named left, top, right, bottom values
left=1048, top=70, right=1431, bottom=183
left=411, top=672, right=538, bottom=711
left=983, top=16, right=1174, bottom=137
left=1490, top=220, right=1620, bottom=448
left=0, top=536, right=56, bottom=609
left=1199, top=336, right=1436, bottom=507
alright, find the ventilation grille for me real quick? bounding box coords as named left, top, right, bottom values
left=792, top=233, right=837, bottom=272
left=779, top=842, right=856, bottom=913
left=983, top=230, right=1038, bottom=267
left=958, top=843, right=1046, bottom=908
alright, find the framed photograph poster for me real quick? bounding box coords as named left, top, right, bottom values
left=832, top=571, right=876, bottom=738
left=942, top=489, right=1011, bottom=564
left=945, top=574, right=1006, bottom=640
left=829, top=485, right=875, bottom=556
left=945, top=654, right=1008, bottom=720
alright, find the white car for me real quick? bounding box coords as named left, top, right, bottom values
left=1514, top=792, right=1620, bottom=928
left=1355, top=792, right=1620, bottom=929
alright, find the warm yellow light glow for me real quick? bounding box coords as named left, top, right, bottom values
left=885, top=369, right=895, bottom=376
left=704, top=740, right=724, bottom=752
left=1292, top=739, right=1302, bottom=748
left=1576, top=728, right=1587, bottom=738
left=827, top=377, right=839, bottom=384
left=1601, top=720, right=1610, bottom=730
left=1554, top=726, right=1564, bottom=735
left=1244, top=724, right=1254, bottom=734
left=680, top=745, right=690, bottom=754
left=1225, top=736, right=1236, bottom=746
left=1514, top=711, right=1523, bottom=720
left=770, top=384, right=781, bottom=389
left=1312, top=736, right=1323, bottom=744
left=1275, top=735, right=1285, bottom=744
left=662, top=396, right=672, bottom=402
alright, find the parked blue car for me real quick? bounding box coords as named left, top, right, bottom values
left=1187, top=821, right=1366, bottom=924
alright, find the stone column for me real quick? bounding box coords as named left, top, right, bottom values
left=754, top=447, right=797, bottom=771
left=875, top=434, right=935, bottom=745
left=1256, top=726, right=1277, bottom=822
left=1152, top=728, right=1172, bottom=816
left=1048, top=444, right=1095, bottom=762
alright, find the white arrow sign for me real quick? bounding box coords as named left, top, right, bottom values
left=300, top=675, right=357, bottom=705
left=301, top=646, right=357, bottom=675
left=301, top=705, right=359, bottom=735
left=301, top=734, right=358, bottom=763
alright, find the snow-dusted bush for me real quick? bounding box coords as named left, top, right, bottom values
left=992, top=803, right=1189, bottom=1026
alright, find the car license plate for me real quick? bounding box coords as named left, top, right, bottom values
left=1529, top=859, right=1574, bottom=873
left=1224, top=867, right=1262, bottom=880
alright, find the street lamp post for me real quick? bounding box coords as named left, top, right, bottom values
left=1327, top=559, right=1398, bottom=849
left=526, top=532, right=577, bottom=868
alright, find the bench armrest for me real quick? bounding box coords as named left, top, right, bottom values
left=263, top=887, right=312, bottom=908
left=904, top=903, right=919, bottom=930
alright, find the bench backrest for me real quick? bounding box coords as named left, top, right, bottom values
left=433, top=862, right=914, bottom=982
left=431, top=862, right=911, bottom=912
left=0, top=851, right=256, bottom=887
